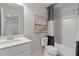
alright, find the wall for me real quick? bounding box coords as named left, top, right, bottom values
left=24, top=3, right=47, bottom=55
left=54, top=3, right=78, bottom=55
left=0, top=10, right=1, bottom=36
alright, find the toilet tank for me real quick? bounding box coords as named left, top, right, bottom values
left=41, top=37, right=48, bottom=47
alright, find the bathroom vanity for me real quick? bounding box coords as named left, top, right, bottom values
left=0, top=4, right=30, bottom=56
left=0, top=3, right=30, bottom=56
left=0, top=37, right=32, bottom=56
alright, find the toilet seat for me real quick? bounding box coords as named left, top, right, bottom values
left=45, top=45, right=58, bottom=53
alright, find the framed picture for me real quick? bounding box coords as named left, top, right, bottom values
left=34, top=15, right=47, bottom=33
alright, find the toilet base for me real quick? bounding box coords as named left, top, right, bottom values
left=43, top=46, right=58, bottom=56
left=44, top=50, right=57, bottom=56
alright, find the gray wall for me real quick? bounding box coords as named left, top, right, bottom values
left=0, top=10, right=1, bottom=36
left=24, top=3, right=47, bottom=55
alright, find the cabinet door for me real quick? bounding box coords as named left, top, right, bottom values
left=15, top=50, right=30, bottom=56
left=12, top=43, right=31, bottom=56
left=15, top=52, right=27, bottom=56
left=0, top=48, right=9, bottom=56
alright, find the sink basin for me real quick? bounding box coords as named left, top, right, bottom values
left=0, top=39, right=20, bottom=45
left=0, top=37, right=31, bottom=49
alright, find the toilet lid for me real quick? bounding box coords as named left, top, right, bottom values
left=45, top=45, right=58, bottom=52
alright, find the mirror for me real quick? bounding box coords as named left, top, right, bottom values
left=0, top=3, right=24, bottom=36
left=3, top=15, right=19, bottom=35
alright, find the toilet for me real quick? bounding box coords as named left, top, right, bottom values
left=41, top=37, right=58, bottom=56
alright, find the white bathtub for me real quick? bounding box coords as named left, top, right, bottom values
left=55, top=43, right=76, bottom=56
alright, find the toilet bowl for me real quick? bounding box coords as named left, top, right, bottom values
left=44, top=45, right=58, bottom=56
left=41, top=37, right=58, bottom=56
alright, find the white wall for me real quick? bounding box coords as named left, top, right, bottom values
left=24, top=3, right=47, bottom=55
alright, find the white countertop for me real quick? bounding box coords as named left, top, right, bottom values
left=0, top=37, right=32, bottom=49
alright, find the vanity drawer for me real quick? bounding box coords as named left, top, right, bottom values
left=12, top=43, right=31, bottom=55
left=0, top=48, right=9, bottom=56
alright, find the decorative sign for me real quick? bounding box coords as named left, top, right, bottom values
left=34, top=15, right=47, bottom=33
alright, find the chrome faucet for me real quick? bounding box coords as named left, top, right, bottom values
left=10, top=33, right=14, bottom=39
left=7, top=33, right=14, bottom=40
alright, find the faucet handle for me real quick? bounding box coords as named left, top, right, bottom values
left=7, top=35, right=11, bottom=40
left=11, top=33, right=14, bottom=39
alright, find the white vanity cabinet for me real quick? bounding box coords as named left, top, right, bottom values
left=0, top=48, right=9, bottom=56
left=0, top=42, right=31, bottom=56
left=12, top=43, right=31, bottom=56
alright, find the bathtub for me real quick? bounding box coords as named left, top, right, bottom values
left=55, top=43, right=76, bottom=56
